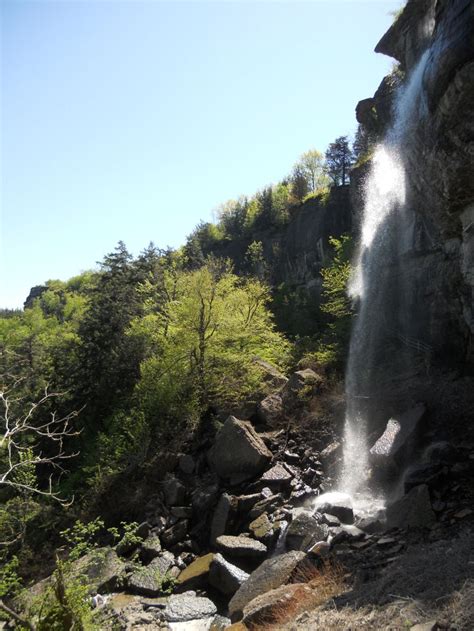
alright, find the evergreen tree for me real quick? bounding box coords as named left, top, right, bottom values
left=325, top=136, right=354, bottom=186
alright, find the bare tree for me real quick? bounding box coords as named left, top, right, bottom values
left=0, top=378, right=81, bottom=503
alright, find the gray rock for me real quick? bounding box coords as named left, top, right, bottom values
left=257, top=393, right=284, bottom=427
left=210, top=493, right=236, bottom=544
left=314, top=492, right=354, bottom=524
left=386, top=484, right=436, bottom=529
left=140, top=536, right=162, bottom=563
left=208, top=416, right=272, bottom=483
left=258, top=464, right=293, bottom=491
left=192, top=482, right=219, bottom=515
left=128, top=553, right=174, bottom=597
left=403, top=463, right=443, bottom=493
left=248, top=513, right=275, bottom=544
left=319, top=442, right=342, bottom=469
left=282, top=369, right=322, bottom=401
left=253, top=358, right=288, bottom=389
left=211, top=614, right=232, bottom=630
left=286, top=510, right=328, bottom=551
left=71, top=547, right=125, bottom=594
left=228, top=550, right=307, bottom=618
left=236, top=493, right=262, bottom=513
left=175, top=553, right=214, bottom=588
left=171, top=506, right=193, bottom=519
left=163, top=474, right=187, bottom=507
left=163, top=592, right=217, bottom=622
left=209, top=553, right=250, bottom=595
left=215, top=535, right=268, bottom=560
left=248, top=494, right=283, bottom=521
left=321, top=513, right=341, bottom=527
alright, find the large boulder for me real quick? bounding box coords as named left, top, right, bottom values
left=386, top=484, right=436, bottom=529
left=209, top=553, right=250, bottom=595
left=216, top=535, right=268, bottom=561
left=281, top=369, right=322, bottom=403
left=71, top=547, right=125, bottom=594
left=242, top=583, right=311, bottom=626
left=176, top=553, right=214, bottom=589
left=128, top=552, right=174, bottom=597
left=286, top=511, right=328, bottom=551
left=257, top=393, right=284, bottom=427
left=253, top=358, right=288, bottom=389
left=257, top=464, right=293, bottom=491
left=369, top=404, right=426, bottom=474
left=228, top=550, right=307, bottom=619
left=208, top=416, right=272, bottom=484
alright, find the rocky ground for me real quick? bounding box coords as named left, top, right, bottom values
left=11, top=367, right=474, bottom=631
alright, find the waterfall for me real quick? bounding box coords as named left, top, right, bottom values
left=338, top=51, right=431, bottom=515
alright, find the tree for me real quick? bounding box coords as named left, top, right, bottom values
left=290, top=165, right=309, bottom=203
left=130, top=261, right=289, bottom=431
left=0, top=377, right=80, bottom=501
left=325, top=136, right=354, bottom=186
left=294, top=149, right=328, bottom=193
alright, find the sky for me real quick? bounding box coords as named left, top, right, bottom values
left=1, top=0, right=401, bottom=309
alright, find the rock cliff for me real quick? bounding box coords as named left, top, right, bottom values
left=354, top=0, right=474, bottom=379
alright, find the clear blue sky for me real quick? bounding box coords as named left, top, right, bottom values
left=1, top=0, right=401, bottom=309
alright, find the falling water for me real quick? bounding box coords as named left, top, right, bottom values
left=338, top=51, right=431, bottom=516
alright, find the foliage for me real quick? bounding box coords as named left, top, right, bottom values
left=130, top=260, right=290, bottom=432
left=60, top=518, right=104, bottom=561
left=293, top=149, right=329, bottom=193
left=0, top=556, right=21, bottom=600
left=108, top=521, right=142, bottom=550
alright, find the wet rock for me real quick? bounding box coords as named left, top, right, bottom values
left=356, top=516, right=384, bottom=534
left=283, top=450, right=300, bottom=465
left=370, top=404, right=426, bottom=472
left=330, top=524, right=365, bottom=545
left=163, top=474, right=187, bottom=507
left=228, top=550, right=307, bottom=619
left=242, top=583, right=311, bottom=626
left=209, top=553, right=250, bottom=595
left=286, top=511, right=328, bottom=551
left=163, top=592, right=217, bottom=622
left=386, top=484, right=436, bottom=529
left=257, top=393, right=284, bottom=427
left=208, top=416, right=272, bottom=484
left=314, top=492, right=354, bottom=524
left=319, top=442, right=342, bottom=469
left=210, top=493, right=237, bottom=544
left=140, top=536, right=162, bottom=563
left=321, top=513, right=341, bottom=528
left=176, top=553, right=214, bottom=588
left=216, top=535, right=268, bottom=560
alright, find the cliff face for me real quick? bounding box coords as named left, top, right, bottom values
left=354, top=0, right=474, bottom=372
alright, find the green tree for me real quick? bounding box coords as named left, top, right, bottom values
left=130, top=261, right=289, bottom=432
left=325, top=136, right=354, bottom=186
left=294, top=149, right=329, bottom=192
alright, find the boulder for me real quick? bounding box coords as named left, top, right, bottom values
left=257, top=393, right=284, bottom=427
left=215, top=535, right=268, bottom=560
left=163, top=592, right=217, bottom=623
left=257, top=464, right=293, bottom=491
left=71, top=547, right=125, bottom=594
left=282, top=369, right=322, bottom=402
left=370, top=404, right=426, bottom=472
left=210, top=493, right=236, bottom=544
left=253, top=358, right=288, bottom=389
left=128, top=552, right=174, bottom=597
left=286, top=511, right=328, bottom=551
left=248, top=513, right=275, bottom=544
left=176, top=553, right=214, bottom=588
left=248, top=494, right=283, bottom=521
left=209, top=553, right=250, bottom=595
left=319, top=442, right=342, bottom=469
left=140, top=536, right=162, bottom=563
left=386, top=484, right=436, bottom=529
left=163, top=474, right=187, bottom=507
left=208, top=416, right=272, bottom=484
left=228, top=550, right=307, bottom=619
left=236, top=493, right=262, bottom=513
left=242, top=583, right=311, bottom=626
left=403, top=463, right=443, bottom=493
left=313, top=492, right=354, bottom=524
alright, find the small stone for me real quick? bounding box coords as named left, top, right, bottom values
left=258, top=464, right=293, bottom=490
left=376, top=537, right=397, bottom=547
